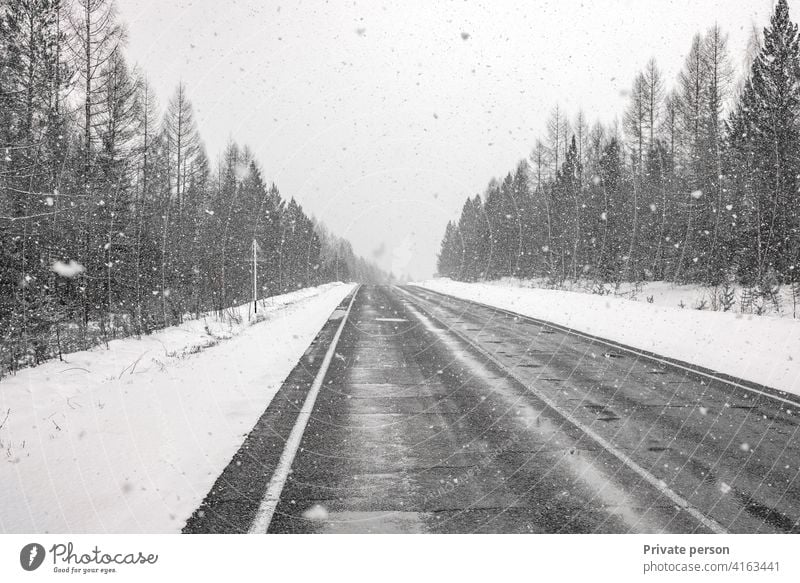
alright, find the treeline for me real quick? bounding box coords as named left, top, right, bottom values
left=438, top=0, right=800, bottom=298
left=0, top=0, right=383, bottom=373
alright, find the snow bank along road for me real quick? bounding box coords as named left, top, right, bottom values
left=0, top=283, right=354, bottom=533
left=417, top=278, right=800, bottom=395
left=185, top=285, right=800, bottom=533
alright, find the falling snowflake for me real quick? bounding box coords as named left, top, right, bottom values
left=51, top=260, right=85, bottom=278
left=302, top=504, right=329, bottom=521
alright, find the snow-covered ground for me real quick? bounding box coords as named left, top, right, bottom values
left=415, top=278, right=800, bottom=396
left=0, top=282, right=354, bottom=533
left=482, top=277, right=800, bottom=319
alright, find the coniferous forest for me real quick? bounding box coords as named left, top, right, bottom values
left=437, top=0, right=800, bottom=308
left=0, top=0, right=384, bottom=374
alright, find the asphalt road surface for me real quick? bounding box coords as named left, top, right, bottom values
left=184, top=284, right=800, bottom=534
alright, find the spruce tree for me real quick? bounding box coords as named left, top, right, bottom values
left=728, top=0, right=800, bottom=284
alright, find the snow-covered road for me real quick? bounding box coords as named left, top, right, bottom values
left=0, top=282, right=355, bottom=533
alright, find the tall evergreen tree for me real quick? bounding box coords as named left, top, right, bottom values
left=0, top=0, right=71, bottom=367
left=728, top=0, right=800, bottom=284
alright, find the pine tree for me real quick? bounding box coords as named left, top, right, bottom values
left=643, top=58, right=665, bottom=152
left=68, top=0, right=123, bottom=339
left=95, top=47, right=139, bottom=333
left=625, top=72, right=647, bottom=174
left=674, top=33, right=710, bottom=281
left=560, top=137, right=582, bottom=279
left=597, top=138, right=624, bottom=278
left=129, top=77, right=160, bottom=332
left=0, top=0, right=71, bottom=366
left=546, top=105, right=569, bottom=179
left=512, top=161, right=537, bottom=277
left=728, top=0, right=800, bottom=284
left=163, top=82, right=200, bottom=211
left=161, top=82, right=202, bottom=317
left=701, top=25, right=734, bottom=282
left=437, top=221, right=459, bottom=278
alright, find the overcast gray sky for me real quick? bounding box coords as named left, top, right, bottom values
left=118, top=0, right=778, bottom=280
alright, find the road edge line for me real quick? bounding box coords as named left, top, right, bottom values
left=247, top=284, right=360, bottom=534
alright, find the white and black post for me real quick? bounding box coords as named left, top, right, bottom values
left=252, top=238, right=258, bottom=313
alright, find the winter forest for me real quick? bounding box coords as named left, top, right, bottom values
left=437, top=0, right=800, bottom=311
left=0, top=0, right=385, bottom=375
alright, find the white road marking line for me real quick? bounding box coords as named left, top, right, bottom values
left=411, top=285, right=800, bottom=410
left=248, top=286, right=360, bottom=534
left=396, top=285, right=728, bottom=534
left=375, top=317, right=408, bottom=322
